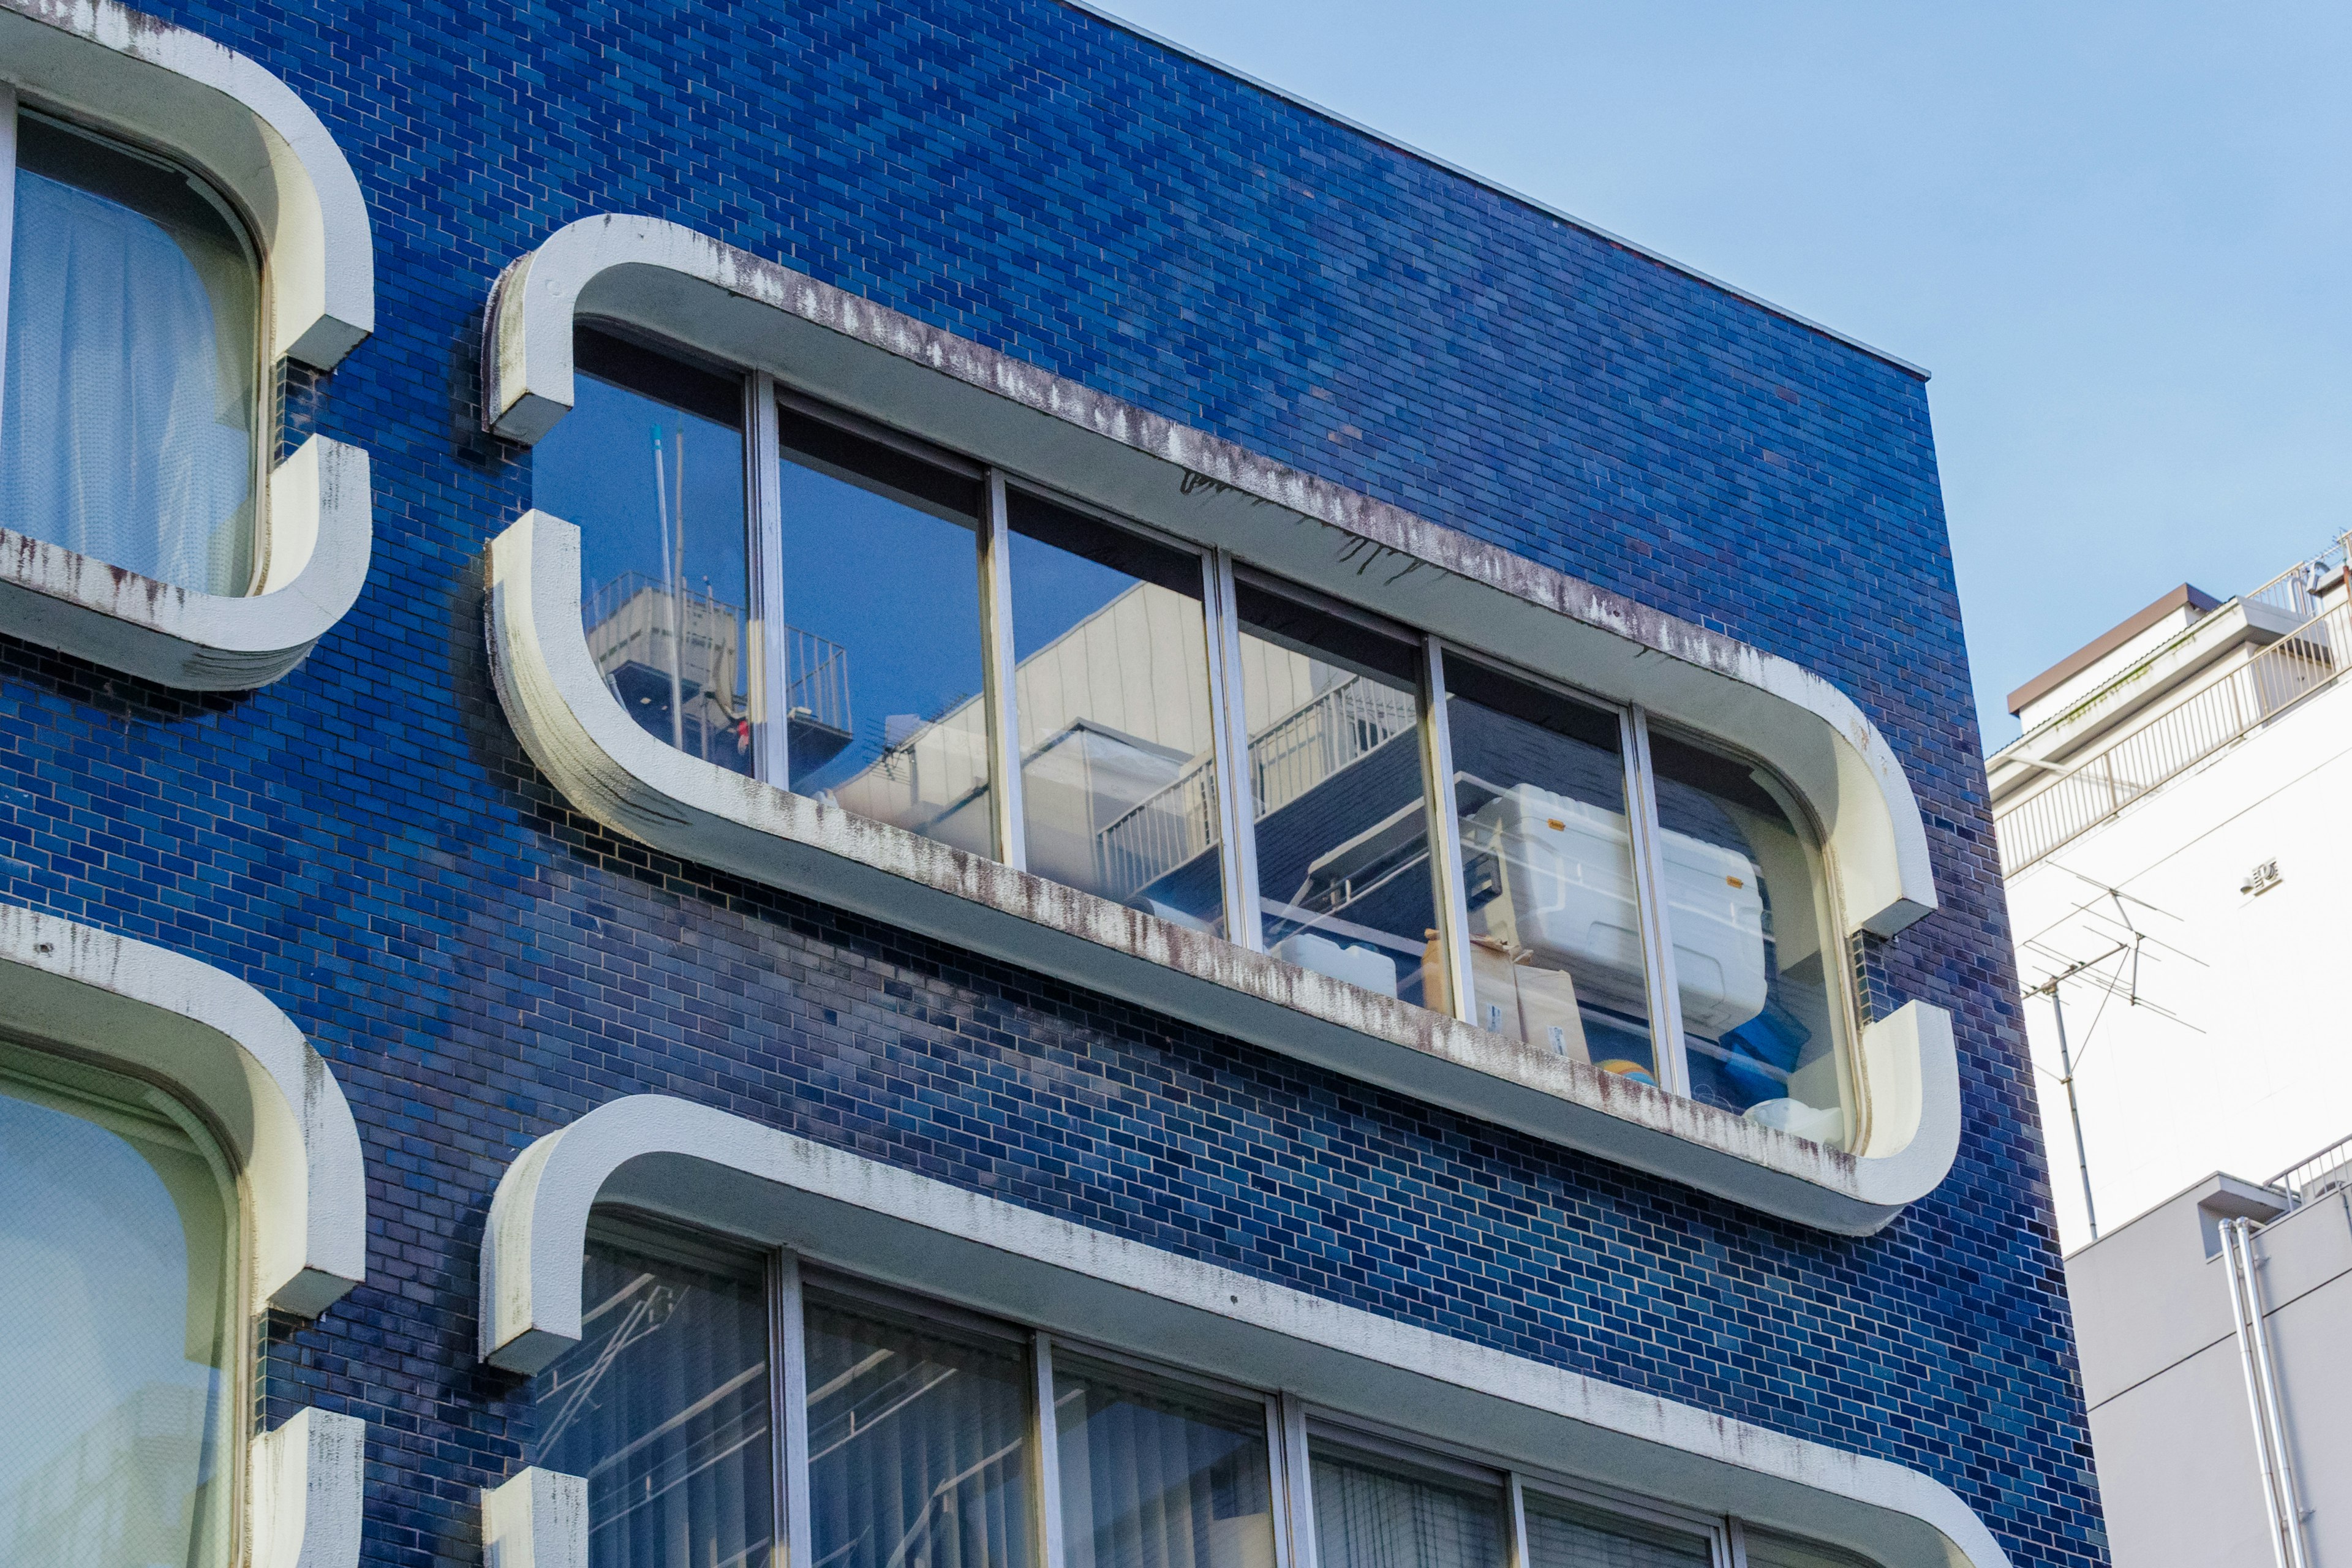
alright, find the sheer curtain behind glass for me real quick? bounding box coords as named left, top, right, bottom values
left=2, top=113, right=260, bottom=595
left=1054, top=1357, right=1275, bottom=1568
left=0, top=1054, right=237, bottom=1568
left=1521, top=1496, right=1710, bottom=1568
left=534, top=330, right=756, bottom=777
left=1309, top=1450, right=1502, bottom=1568
left=804, top=1290, right=1035, bottom=1568
left=535, top=1240, right=774, bottom=1568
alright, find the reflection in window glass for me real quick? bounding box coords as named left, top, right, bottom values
left=1310, top=1450, right=1502, bottom=1568
left=1648, top=731, right=1849, bottom=1146
left=1738, top=1528, right=1879, bottom=1568
left=1443, top=663, right=1655, bottom=1082
left=1008, top=494, right=1223, bottom=927
left=535, top=1240, right=774, bottom=1568
left=0, top=1054, right=236, bottom=1568
left=774, top=407, right=993, bottom=854
left=535, top=330, right=755, bottom=776
left=2, top=112, right=260, bottom=595
left=1237, top=586, right=1437, bottom=1008
left=1055, top=1357, right=1275, bottom=1568
left=805, top=1291, right=1034, bottom=1568
left=1522, top=1494, right=1710, bottom=1568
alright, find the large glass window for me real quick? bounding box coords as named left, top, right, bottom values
left=1008, top=493, right=1223, bottom=930
left=1646, top=730, right=1850, bottom=1145
left=805, top=1287, right=1036, bottom=1568
left=1054, top=1355, right=1275, bottom=1568
left=1236, top=583, right=1440, bottom=1009
left=1308, top=1447, right=1504, bottom=1568
left=774, top=404, right=993, bottom=855
left=1443, top=660, right=1655, bottom=1083
left=531, top=354, right=1871, bottom=1147
left=536, top=330, right=758, bottom=777
left=533, top=1246, right=1880, bottom=1568
left=0, top=1049, right=238, bottom=1568
left=533, top=1235, right=775, bottom=1568
left=1, top=109, right=262, bottom=595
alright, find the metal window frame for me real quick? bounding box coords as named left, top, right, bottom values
left=747, top=372, right=791, bottom=789
left=978, top=469, right=1028, bottom=869
left=1621, top=705, right=1692, bottom=1098
left=0, top=88, right=15, bottom=423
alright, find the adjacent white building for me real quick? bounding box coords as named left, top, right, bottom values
left=1991, top=537, right=2352, bottom=1252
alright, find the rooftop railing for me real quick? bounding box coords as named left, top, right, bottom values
left=2269, top=1133, right=2352, bottom=1208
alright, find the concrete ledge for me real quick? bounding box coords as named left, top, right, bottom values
left=0, top=435, right=372, bottom=689
left=484, top=213, right=1936, bottom=944
left=0, top=900, right=366, bottom=1315
left=251, top=1409, right=366, bottom=1568
left=488, top=510, right=1958, bottom=1232
left=0, top=0, right=374, bottom=368
left=478, top=1094, right=2011, bottom=1568
left=483, top=1468, right=586, bottom=1568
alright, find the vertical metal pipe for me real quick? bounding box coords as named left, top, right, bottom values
left=978, top=470, right=1027, bottom=868
left=2239, top=1219, right=2313, bottom=1568
left=1202, top=549, right=1262, bottom=949
left=1419, top=638, right=1475, bottom=1021
left=1030, top=1331, right=1066, bottom=1568
left=1620, top=707, right=1688, bottom=1096
left=771, top=1251, right=813, bottom=1568
left=2048, top=986, right=2099, bottom=1240
left=746, top=373, right=790, bottom=788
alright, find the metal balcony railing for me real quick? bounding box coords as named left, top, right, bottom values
left=1994, top=597, right=2351, bottom=875
left=2270, top=1133, right=2352, bottom=1208
left=584, top=573, right=851, bottom=736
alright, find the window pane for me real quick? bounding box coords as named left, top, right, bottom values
left=536, top=330, right=756, bottom=777
left=2, top=112, right=259, bottom=595
left=534, top=1240, right=774, bottom=1568
left=1646, top=731, right=1850, bottom=1146
left=805, top=1292, right=1035, bottom=1568
left=1521, top=1495, right=1710, bottom=1568
left=1737, top=1528, right=1878, bottom=1568
left=1237, top=585, right=1437, bottom=1008
left=1442, top=662, right=1656, bottom=1082
left=1008, top=493, right=1223, bottom=925
left=1309, top=1449, right=1503, bottom=1568
left=773, top=407, right=993, bottom=854
left=1054, top=1356, right=1275, bottom=1568
left=0, top=1055, right=236, bottom=1568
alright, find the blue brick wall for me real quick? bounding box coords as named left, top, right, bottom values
left=0, top=2, right=2099, bottom=1564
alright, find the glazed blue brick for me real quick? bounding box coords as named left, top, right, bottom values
left=0, top=2, right=2100, bottom=1566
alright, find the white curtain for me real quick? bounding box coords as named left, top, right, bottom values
left=1521, top=1498, right=1711, bottom=1568
left=1056, top=1367, right=1275, bottom=1568
left=1310, top=1455, right=1502, bottom=1568
left=2, top=168, right=255, bottom=595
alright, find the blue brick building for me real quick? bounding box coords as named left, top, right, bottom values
left=0, top=4, right=2101, bottom=1568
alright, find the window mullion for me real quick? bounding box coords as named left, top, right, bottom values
left=1621, top=706, right=1691, bottom=1097
left=1722, top=1517, right=1750, bottom=1568
left=1419, top=637, right=1475, bottom=1020
left=1203, top=548, right=1263, bottom=950
left=978, top=469, right=1028, bottom=869
left=747, top=372, right=790, bottom=790
left=1031, top=1330, right=1068, bottom=1568
left=0, top=86, right=16, bottom=424
left=1276, top=1393, right=1320, bottom=1568
left=1505, top=1472, right=1533, bottom=1568
left=771, top=1250, right=813, bottom=1568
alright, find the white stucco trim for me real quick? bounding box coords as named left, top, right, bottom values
left=483, top=1468, right=587, bottom=1568
left=478, top=1095, right=2010, bottom=1568
left=0, top=435, right=372, bottom=688
left=488, top=510, right=1959, bottom=1231
left=251, top=1409, right=366, bottom=1568
left=484, top=213, right=1935, bottom=943
left=0, top=900, right=366, bottom=1316
left=0, top=0, right=374, bottom=369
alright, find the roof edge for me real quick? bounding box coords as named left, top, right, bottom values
left=1057, top=0, right=1932, bottom=382
left=2004, top=582, right=2222, bottom=717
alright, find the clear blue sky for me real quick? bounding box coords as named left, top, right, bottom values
left=1089, top=0, right=2352, bottom=748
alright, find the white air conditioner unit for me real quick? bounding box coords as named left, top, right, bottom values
left=1466, top=784, right=1768, bottom=1038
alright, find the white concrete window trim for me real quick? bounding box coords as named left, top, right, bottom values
left=477, top=1094, right=2011, bottom=1568
left=0, top=901, right=369, bottom=1566
left=0, top=0, right=376, bottom=689
left=481, top=219, right=1963, bottom=1234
